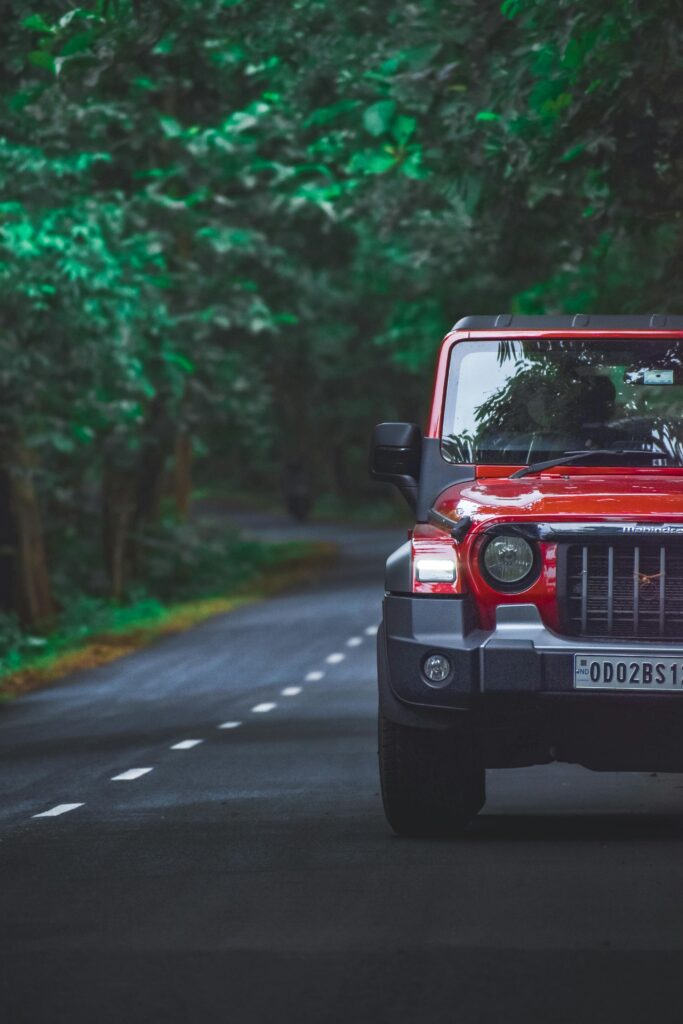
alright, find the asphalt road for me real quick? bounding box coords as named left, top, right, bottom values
left=2, top=520, right=683, bottom=1024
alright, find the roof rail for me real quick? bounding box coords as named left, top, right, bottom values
left=452, top=314, right=683, bottom=331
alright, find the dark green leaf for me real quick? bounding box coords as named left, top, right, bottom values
left=28, top=49, right=56, bottom=73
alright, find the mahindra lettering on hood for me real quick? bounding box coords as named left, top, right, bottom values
left=370, top=314, right=683, bottom=837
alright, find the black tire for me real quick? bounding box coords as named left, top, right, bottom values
left=378, top=712, right=485, bottom=837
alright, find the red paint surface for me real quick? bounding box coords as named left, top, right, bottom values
left=419, top=474, right=683, bottom=629
left=438, top=473, right=683, bottom=524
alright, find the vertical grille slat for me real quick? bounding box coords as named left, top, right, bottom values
left=607, top=545, right=614, bottom=635
left=565, top=540, right=683, bottom=640
left=659, top=545, right=666, bottom=635
left=580, top=545, right=588, bottom=633
left=633, top=545, right=640, bottom=635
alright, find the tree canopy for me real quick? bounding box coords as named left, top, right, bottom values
left=2, top=0, right=682, bottom=628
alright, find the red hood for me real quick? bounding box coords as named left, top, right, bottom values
left=436, top=472, right=683, bottom=526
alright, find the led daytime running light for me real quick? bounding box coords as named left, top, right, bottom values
left=415, top=556, right=456, bottom=583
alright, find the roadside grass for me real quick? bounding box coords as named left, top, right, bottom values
left=0, top=540, right=336, bottom=701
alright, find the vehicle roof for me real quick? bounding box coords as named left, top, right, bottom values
left=453, top=314, right=683, bottom=331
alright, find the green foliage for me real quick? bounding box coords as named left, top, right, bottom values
left=132, top=520, right=273, bottom=602
left=0, top=0, right=680, bottom=641
left=0, top=530, right=316, bottom=677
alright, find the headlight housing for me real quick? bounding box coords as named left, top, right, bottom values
left=482, top=534, right=537, bottom=589
left=412, top=537, right=458, bottom=593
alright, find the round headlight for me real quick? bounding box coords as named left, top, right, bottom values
left=483, top=535, right=535, bottom=586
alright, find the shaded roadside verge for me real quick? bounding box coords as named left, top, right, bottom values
left=0, top=540, right=336, bottom=701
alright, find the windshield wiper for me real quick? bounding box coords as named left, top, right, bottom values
left=510, top=450, right=664, bottom=480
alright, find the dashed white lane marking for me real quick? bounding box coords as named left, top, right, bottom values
left=346, top=636, right=362, bottom=647
left=326, top=652, right=345, bottom=664
left=218, top=721, right=242, bottom=730
left=171, top=739, right=204, bottom=750
left=305, top=670, right=324, bottom=682
left=365, top=625, right=379, bottom=636
left=32, top=803, right=83, bottom=818
left=252, top=702, right=276, bottom=713
left=111, top=767, right=154, bottom=781
left=281, top=686, right=302, bottom=697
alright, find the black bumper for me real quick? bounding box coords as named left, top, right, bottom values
left=379, top=595, right=683, bottom=769
left=381, top=593, right=683, bottom=713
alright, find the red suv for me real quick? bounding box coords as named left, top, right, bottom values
left=371, top=314, right=683, bottom=836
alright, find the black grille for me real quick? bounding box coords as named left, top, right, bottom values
left=564, top=542, right=683, bottom=640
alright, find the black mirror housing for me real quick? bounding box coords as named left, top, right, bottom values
left=369, top=422, right=422, bottom=510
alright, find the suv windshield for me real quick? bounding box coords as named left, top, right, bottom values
left=441, top=338, right=683, bottom=466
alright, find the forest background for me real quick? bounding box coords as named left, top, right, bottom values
left=2, top=0, right=681, bottom=677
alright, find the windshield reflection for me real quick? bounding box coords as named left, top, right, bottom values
left=441, top=339, right=683, bottom=466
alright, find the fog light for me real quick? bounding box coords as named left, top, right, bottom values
left=423, top=653, right=451, bottom=684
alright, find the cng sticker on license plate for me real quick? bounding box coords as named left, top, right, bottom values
left=574, top=655, right=683, bottom=691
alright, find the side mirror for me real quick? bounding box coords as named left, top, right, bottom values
left=369, top=422, right=422, bottom=510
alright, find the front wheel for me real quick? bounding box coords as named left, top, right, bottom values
left=378, top=713, right=485, bottom=837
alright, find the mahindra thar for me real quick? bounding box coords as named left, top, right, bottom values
left=371, top=314, right=683, bottom=836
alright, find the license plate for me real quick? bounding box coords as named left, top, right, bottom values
left=574, top=655, right=683, bottom=691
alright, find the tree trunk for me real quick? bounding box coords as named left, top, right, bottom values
left=134, top=395, right=173, bottom=526
left=135, top=444, right=168, bottom=526
left=0, top=468, right=15, bottom=613
left=102, top=463, right=135, bottom=601
left=5, top=442, right=54, bottom=628
left=173, top=429, right=192, bottom=521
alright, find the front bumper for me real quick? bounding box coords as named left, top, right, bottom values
left=382, top=594, right=683, bottom=711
